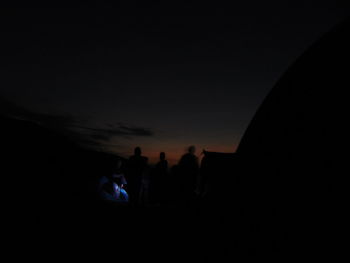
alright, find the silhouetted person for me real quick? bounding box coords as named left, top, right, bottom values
left=151, top=152, right=169, bottom=204
left=112, top=159, right=128, bottom=193
left=126, top=147, right=148, bottom=205
left=138, top=157, right=151, bottom=206
left=177, top=146, right=199, bottom=204
left=98, top=159, right=128, bottom=203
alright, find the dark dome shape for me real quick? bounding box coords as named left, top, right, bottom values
left=237, top=20, right=348, bottom=158
left=233, top=19, right=349, bottom=252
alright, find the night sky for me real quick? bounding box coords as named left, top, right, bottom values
left=1, top=2, right=349, bottom=165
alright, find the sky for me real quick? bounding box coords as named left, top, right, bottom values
left=0, top=2, right=349, bottom=165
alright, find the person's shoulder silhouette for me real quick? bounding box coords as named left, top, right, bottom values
left=179, top=146, right=198, bottom=167
left=130, top=146, right=147, bottom=160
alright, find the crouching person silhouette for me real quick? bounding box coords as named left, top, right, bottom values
left=99, top=159, right=129, bottom=203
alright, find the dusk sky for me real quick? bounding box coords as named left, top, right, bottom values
left=1, top=2, right=349, bottom=165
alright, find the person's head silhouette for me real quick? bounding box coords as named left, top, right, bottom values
left=134, top=147, right=142, bottom=156
left=188, top=145, right=196, bottom=155
left=160, top=152, right=166, bottom=161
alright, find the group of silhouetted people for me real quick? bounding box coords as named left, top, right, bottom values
left=98, top=146, right=200, bottom=206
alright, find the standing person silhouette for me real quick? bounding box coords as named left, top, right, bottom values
left=178, top=146, right=199, bottom=205
left=151, top=152, right=169, bottom=204
left=126, top=147, right=148, bottom=206
left=138, top=157, right=150, bottom=206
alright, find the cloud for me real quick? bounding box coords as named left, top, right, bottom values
left=72, top=123, right=154, bottom=137
left=89, top=133, right=111, bottom=142
left=0, top=97, right=154, bottom=151
left=0, top=97, right=78, bottom=127
left=118, top=124, right=154, bottom=136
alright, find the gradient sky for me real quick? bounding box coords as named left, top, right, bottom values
left=1, top=2, right=349, bottom=165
